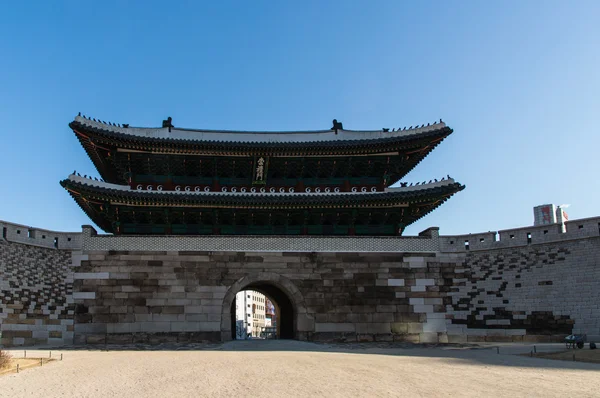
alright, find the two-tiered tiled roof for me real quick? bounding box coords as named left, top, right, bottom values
left=63, top=115, right=464, bottom=235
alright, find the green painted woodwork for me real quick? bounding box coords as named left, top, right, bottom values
left=112, top=153, right=410, bottom=188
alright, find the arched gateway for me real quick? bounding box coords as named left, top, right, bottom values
left=221, top=273, right=308, bottom=341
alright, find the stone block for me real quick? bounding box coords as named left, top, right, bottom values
left=372, top=313, right=394, bottom=323
left=467, top=335, right=486, bottom=342
left=139, top=322, right=171, bottom=333
left=357, top=334, right=374, bottom=342
left=374, top=334, right=394, bottom=342
left=394, top=334, right=420, bottom=343
left=146, top=299, right=167, bottom=306
left=73, top=292, right=96, bottom=300
left=106, top=334, right=134, bottom=344
left=486, top=329, right=506, bottom=336
left=391, top=322, right=408, bottom=334
left=198, top=322, right=221, bottom=332
left=407, top=323, right=423, bottom=334
left=376, top=305, right=396, bottom=313
left=422, top=319, right=447, bottom=333
left=186, top=314, right=208, bottom=322
left=86, top=334, right=106, bottom=344
left=74, top=323, right=107, bottom=334
left=315, top=323, right=355, bottom=333
left=74, top=272, right=110, bottom=280
left=447, top=334, right=467, bottom=343
left=388, top=279, right=405, bottom=287
left=465, top=328, right=488, bottom=336
left=203, top=306, right=221, bottom=314
left=485, top=335, right=513, bottom=342
left=152, top=314, right=183, bottom=322
left=162, top=306, right=185, bottom=314
left=32, top=330, right=49, bottom=339
left=367, top=323, right=391, bottom=334
left=170, top=322, right=200, bottom=332
left=419, top=332, right=439, bottom=343
left=412, top=304, right=434, bottom=313
left=110, top=306, right=128, bottom=314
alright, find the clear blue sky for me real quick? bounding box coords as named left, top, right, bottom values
left=0, top=1, right=598, bottom=235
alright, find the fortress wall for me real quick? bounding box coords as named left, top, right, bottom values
left=1, top=217, right=599, bottom=346
left=445, top=236, right=600, bottom=342
left=0, top=220, right=82, bottom=250
left=0, top=240, right=77, bottom=347
left=439, top=216, right=600, bottom=253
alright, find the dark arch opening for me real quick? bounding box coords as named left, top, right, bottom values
left=230, top=282, right=295, bottom=340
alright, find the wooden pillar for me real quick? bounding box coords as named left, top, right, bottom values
left=301, top=210, right=308, bottom=235
left=348, top=210, right=357, bottom=236
left=213, top=209, right=220, bottom=235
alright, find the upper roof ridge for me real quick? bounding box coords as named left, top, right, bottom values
left=72, top=115, right=449, bottom=143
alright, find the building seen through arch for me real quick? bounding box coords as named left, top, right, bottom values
left=234, top=290, right=279, bottom=339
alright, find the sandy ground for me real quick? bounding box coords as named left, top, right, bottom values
left=1, top=341, right=600, bottom=398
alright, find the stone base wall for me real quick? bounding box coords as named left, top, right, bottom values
left=2, top=228, right=598, bottom=347
left=0, top=240, right=75, bottom=347
left=73, top=250, right=462, bottom=344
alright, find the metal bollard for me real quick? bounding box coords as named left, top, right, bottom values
left=16, top=364, right=19, bottom=373
left=24, top=350, right=26, bottom=358
left=40, top=358, right=43, bottom=366
left=49, top=351, right=52, bottom=359
left=61, top=353, right=63, bottom=361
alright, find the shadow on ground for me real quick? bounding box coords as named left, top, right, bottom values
left=6, top=340, right=600, bottom=372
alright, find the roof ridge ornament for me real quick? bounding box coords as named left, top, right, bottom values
left=331, top=119, right=343, bottom=134
left=162, top=117, right=174, bottom=132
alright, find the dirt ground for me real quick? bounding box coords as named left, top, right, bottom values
left=0, top=357, right=53, bottom=376
left=1, top=341, right=600, bottom=398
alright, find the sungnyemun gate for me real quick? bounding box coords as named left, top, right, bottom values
left=5, top=113, right=597, bottom=348
left=59, top=114, right=463, bottom=343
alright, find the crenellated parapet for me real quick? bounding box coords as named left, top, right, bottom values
left=1, top=214, right=598, bottom=252
left=439, top=216, right=600, bottom=252
left=0, top=220, right=82, bottom=250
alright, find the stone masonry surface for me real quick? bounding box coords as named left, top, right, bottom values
left=446, top=236, right=600, bottom=343
left=0, top=240, right=75, bottom=346
left=0, top=216, right=598, bottom=347
left=72, top=250, right=459, bottom=345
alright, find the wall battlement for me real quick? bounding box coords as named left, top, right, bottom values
left=0, top=220, right=82, bottom=250
left=439, top=216, right=600, bottom=252
left=2, top=215, right=598, bottom=253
